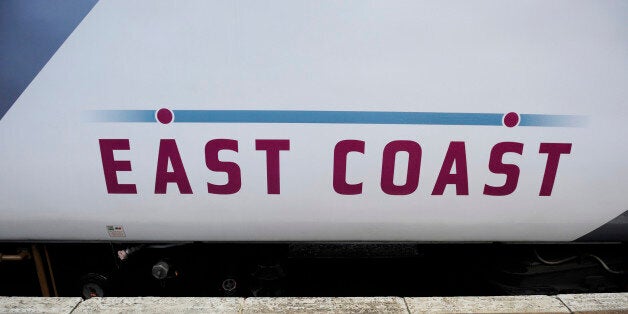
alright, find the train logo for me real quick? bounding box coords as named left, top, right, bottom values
left=90, top=109, right=586, bottom=197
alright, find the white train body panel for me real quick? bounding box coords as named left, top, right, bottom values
left=0, top=0, right=627, bottom=241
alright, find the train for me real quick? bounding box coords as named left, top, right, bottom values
left=0, top=0, right=626, bottom=298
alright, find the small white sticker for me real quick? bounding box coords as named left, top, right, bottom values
left=106, top=225, right=126, bottom=238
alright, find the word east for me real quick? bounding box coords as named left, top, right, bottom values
left=99, top=139, right=571, bottom=197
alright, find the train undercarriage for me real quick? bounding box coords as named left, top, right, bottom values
left=0, top=243, right=626, bottom=298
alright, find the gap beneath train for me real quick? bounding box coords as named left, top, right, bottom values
left=0, top=243, right=626, bottom=298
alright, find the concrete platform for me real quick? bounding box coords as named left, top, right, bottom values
left=405, top=295, right=570, bottom=314
left=243, top=297, right=408, bottom=313
left=0, top=297, right=82, bottom=314
left=72, top=297, right=244, bottom=314
left=557, top=293, right=628, bottom=314
left=0, top=294, right=626, bottom=313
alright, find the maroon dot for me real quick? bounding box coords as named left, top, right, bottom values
left=156, top=108, right=173, bottom=124
left=503, top=112, right=519, bottom=128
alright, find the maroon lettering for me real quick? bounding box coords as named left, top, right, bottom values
left=99, top=139, right=137, bottom=194
left=205, top=139, right=241, bottom=194
left=483, top=142, right=523, bottom=196
left=381, top=140, right=422, bottom=195
left=154, top=139, right=193, bottom=194
left=539, top=143, right=572, bottom=196
left=256, top=139, right=290, bottom=194
left=432, top=141, right=468, bottom=195
left=333, top=140, right=365, bottom=195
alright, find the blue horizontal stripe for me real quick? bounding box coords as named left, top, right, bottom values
left=86, top=109, right=587, bottom=127
left=85, top=110, right=155, bottom=122
left=519, top=114, right=588, bottom=127
left=174, top=110, right=504, bottom=126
